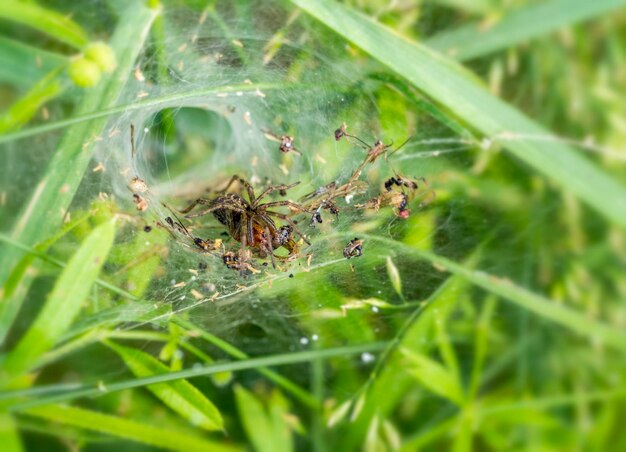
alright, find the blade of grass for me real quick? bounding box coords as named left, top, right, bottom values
left=0, top=1, right=89, bottom=49
left=0, top=36, right=66, bottom=90
left=290, top=0, right=626, bottom=229
left=426, top=0, right=626, bottom=61
left=21, top=404, right=239, bottom=452
left=0, top=211, right=92, bottom=344
left=174, top=318, right=319, bottom=408
left=0, top=219, right=116, bottom=381
left=0, top=2, right=158, bottom=301
left=361, top=234, right=626, bottom=351
left=338, top=252, right=474, bottom=450
left=106, top=340, right=223, bottom=431
left=401, top=347, right=464, bottom=405
left=0, top=68, right=65, bottom=133
left=4, top=343, right=389, bottom=409
left=234, top=385, right=293, bottom=452
left=0, top=412, right=22, bottom=452
left=0, top=82, right=309, bottom=144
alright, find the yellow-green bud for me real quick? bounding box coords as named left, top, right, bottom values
left=68, top=57, right=101, bottom=87
left=85, top=41, right=117, bottom=73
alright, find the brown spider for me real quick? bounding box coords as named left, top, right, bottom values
left=178, top=175, right=311, bottom=270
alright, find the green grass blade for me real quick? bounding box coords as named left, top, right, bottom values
left=21, top=405, right=239, bottom=452
left=0, top=36, right=66, bottom=90
left=106, top=340, right=224, bottom=431
left=234, top=385, right=293, bottom=452
left=5, top=343, right=388, bottom=409
left=0, top=219, right=116, bottom=380
left=0, top=413, right=22, bottom=452
left=363, top=234, right=626, bottom=350
left=0, top=82, right=303, bottom=144
left=426, top=0, right=626, bottom=61
left=0, top=2, right=158, bottom=289
left=401, top=348, right=464, bottom=405
left=290, top=0, right=626, bottom=229
left=414, top=247, right=626, bottom=351
left=0, top=1, right=89, bottom=49
left=0, top=211, right=92, bottom=345
left=174, top=318, right=319, bottom=408
left=0, top=68, right=64, bottom=133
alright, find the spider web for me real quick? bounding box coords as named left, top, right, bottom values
left=3, top=0, right=624, bottom=400
left=84, top=1, right=625, bottom=364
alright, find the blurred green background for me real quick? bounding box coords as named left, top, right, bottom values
left=1, top=0, right=625, bottom=450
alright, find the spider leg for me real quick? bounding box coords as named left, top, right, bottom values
left=263, top=225, right=277, bottom=268
left=266, top=211, right=311, bottom=245
left=184, top=201, right=245, bottom=219
left=260, top=200, right=310, bottom=214
left=239, top=214, right=249, bottom=276
left=218, top=174, right=241, bottom=194
left=236, top=176, right=256, bottom=204
left=254, top=181, right=301, bottom=205
left=178, top=198, right=211, bottom=214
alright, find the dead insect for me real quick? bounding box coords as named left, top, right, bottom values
left=343, top=238, right=363, bottom=259
left=179, top=175, right=310, bottom=270
left=262, top=128, right=302, bottom=155
left=311, top=210, right=323, bottom=225
left=334, top=122, right=348, bottom=141
left=222, top=250, right=260, bottom=274
left=133, top=193, right=148, bottom=211
left=356, top=174, right=431, bottom=219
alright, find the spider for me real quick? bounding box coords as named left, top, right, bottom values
left=178, top=175, right=311, bottom=270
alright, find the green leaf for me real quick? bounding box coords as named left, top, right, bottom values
left=234, top=385, right=293, bottom=452
left=4, top=343, right=388, bottom=409
left=0, top=211, right=92, bottom=345
left=106, top=341, right=224, bottom=431
left=1, top=219, right=116, bottom=380
left=0, top=36, right=66, bottom=90
left=0, top=2, right=158, bottom=304
left=290, top=0, right=626, bottom=229
left=0, top=412, right=22, bottom=452
left=426, top=0, right=626, bottom=61
left=22, top=404, right=239, bottom=452
left=411, top=247, right=626, bottom=352
left=0, top=1, right=89, bottom=49
left=385, top=256, right=402, bottom=298
left=0, top=68, right=64, bottom=134
left=401, top=348, right=465, bottom=405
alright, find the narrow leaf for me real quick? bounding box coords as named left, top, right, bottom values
left=0, top=1, right=89, bottom=49
left=385, top=256, right=402, bottom=298
left=1, top=219, right=116, bottom=379
left=107, top=341, right=223, bottom=431
left=0, top=68, right=64, bottom=133
left=234, top=385, right=293, bottom=452
left=427, top=0, right=626, bottom=61
left=401, top=347, right=464, bottom=405
left=22, top=404, right=238, bottom=452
